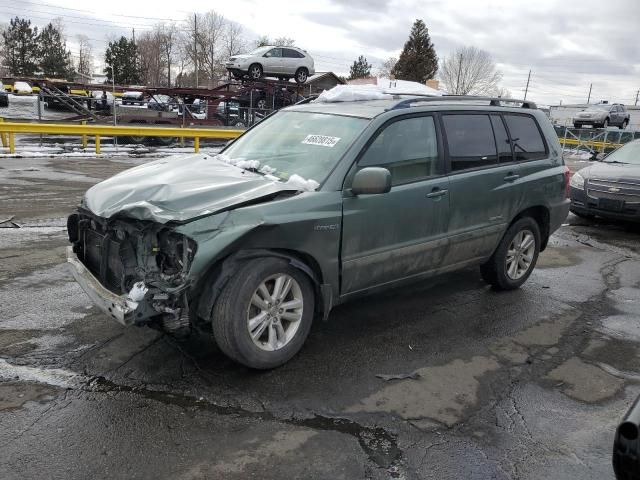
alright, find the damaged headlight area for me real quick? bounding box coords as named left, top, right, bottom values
left=67, top=211, right=197, bottom=334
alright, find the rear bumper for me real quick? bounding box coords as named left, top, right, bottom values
left=66, top=247, right=138, bottom=326
left=549, top=198, right=571, bottom=234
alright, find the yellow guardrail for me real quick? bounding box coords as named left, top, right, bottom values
left=560, top=137, right=624, bottom=149
left=0, top=122, right=244, bottom=154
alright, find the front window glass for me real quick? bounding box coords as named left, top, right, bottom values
left=358, top=116, right=440, bottom=185
left=264, top=48, right=282, bottom=58
left=603, top=141, right=640, bottom=165
left=222, top=111, right=368, bottom=183
left=249, top=46, right=271, bottom=55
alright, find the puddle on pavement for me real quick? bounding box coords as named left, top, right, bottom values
left=546, top=357, right=624, bottom=402
left=345, top=356, right=501, bottom=427
left=536, top=246, right=586, bottom=269
left=0, top=381, right=60, bottom=410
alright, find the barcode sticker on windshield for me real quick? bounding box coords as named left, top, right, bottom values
left=302, top=135, right=341, bottom=147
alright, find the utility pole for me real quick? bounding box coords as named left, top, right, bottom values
left=523, top=70, right=531, bottom=101
left=587, top=83, right=592, bottom=104
left=194, top=13, right=198, bottom=88
left=635, top=89, right=639, bottom=106
left=132, top=28, right=135, bottom=43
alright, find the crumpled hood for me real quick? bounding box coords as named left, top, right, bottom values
left=83, top=154, right=295, bottom=223
left=581, top=162, right=640, bottom=182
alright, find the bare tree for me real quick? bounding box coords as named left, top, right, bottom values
left=137, top=30, right=165, bottom=86
left=158, top=23, right=178, bottom=86
left=274, top=36, right=295, bottom=46
left=378, top=57, right=397, bottom=78
left=223, top=21, right=246, bottom=57
left=76, top=34, right=93, bottom=78
left=439, top=46, right=502, bottom=95
left=197, top=11, right=226, bottom=83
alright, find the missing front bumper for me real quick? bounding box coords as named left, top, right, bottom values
left=66, top=247, right=139, bottom=326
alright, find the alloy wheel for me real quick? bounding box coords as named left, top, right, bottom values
left=505, top=229, right=536, bottom=280
left=246, top=274, right=304, bottom=352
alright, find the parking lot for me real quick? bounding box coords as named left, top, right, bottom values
left=1, top=153, right=639, bottom=479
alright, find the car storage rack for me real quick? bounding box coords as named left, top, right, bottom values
left=387, top=95, right=537, bottom=111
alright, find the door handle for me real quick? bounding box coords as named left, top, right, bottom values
left=504, top=174, right=520, bottom=182
left=426, top=189, right=448, bottom=199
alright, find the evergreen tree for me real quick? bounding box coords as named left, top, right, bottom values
left=348, top=55, right=372, bottom=80
left=38, top=23, right=73, bottom=78
left=392, top=19, right=438, bottom=83
left=104, top=37, right=142, bottom=84
left=1, top=17, right=39, bottom=76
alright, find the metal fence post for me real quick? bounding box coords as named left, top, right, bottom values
left=194, top=137, right=200, bottom=153
left=0, top=118, right=6, bottom=148
left=81, top=121, right=87, bottom=149
left=95, top=135, right=101, bottom=154
left=9, top=132, right=15, bottom=153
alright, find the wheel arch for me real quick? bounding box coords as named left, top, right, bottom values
left=194, top=247, right=330, bottom=327
left=512, top=205, right=551, bottom=251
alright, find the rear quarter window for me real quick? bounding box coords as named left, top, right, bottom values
left=503, top=114, right=547, bottom=161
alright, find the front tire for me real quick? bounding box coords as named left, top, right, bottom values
left=620, top=119, right=629, bottom=130
left=248, top=63, right=263, bottom=80
left=480, top=217, right=541, bottom=290
left=212, top=257, right=315, bottom=369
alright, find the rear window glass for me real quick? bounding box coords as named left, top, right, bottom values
left=442, top=114, right=497, bottom=171
left=503, top=114, right=547, bottom=161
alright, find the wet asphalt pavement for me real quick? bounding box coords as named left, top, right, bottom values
left=1, top=154, right=640, bottom=479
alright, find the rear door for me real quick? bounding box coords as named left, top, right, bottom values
left=341, top=114, right=450, bottom=294
left=281, top=48, right=301, bottom=76
left=502, top=112, right=554, bottom=212
left=441, top=113, right=521, bottom=266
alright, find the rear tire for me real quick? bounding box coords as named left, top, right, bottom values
left=212, top=257, right=315, bottom=369
left=602, top=118, right=609, bottom=128
left=480, top=217, right=541, bottom=290
left=620, top=119, right=629, bottom=130
left=295, top=67, right=309, bottom=84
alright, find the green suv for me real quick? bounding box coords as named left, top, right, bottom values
left=67, top=95, right=570, bottom=369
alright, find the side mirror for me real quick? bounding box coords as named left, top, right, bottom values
left=351, top=167, right=392, bottom=195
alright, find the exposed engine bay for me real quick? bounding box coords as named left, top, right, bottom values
left=67, top=210, right=196, bottom=335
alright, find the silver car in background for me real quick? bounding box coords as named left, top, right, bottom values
left=225, top=46, right=315, bottom=84
left=573, top=103, right=630, bottom=129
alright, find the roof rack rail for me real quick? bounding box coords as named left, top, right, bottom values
left=387, top=95, right=537, bottom=111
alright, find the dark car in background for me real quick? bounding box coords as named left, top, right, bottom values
left=570, top=139, right=640, bottom=222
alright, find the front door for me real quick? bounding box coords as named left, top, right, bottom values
left=262, top=48, right=283, bottom=74
left=341, top=114, right=450, bottom=295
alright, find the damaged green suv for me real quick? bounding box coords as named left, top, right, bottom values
left=67, top=95, right=570, bottom=369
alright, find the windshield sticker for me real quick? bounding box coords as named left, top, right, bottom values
left=302, top=134, right=341, bottom=148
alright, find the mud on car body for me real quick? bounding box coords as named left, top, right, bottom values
left=67, top=92, right=570, bottom=369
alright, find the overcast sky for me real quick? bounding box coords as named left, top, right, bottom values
left=2, top=0, right=639, bottom=105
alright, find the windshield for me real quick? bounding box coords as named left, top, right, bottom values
left=603, top=141, right=640, bottom=165
left=221, top=111, right=368, bottom=184
left=588, top=105, right=611, bottom=111
left=249, top=46, right=271, bottom=55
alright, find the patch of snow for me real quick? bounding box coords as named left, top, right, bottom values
left=236, top=159, right=260, bottom=170
left=285, top=174, right=319, bottom=192
left=316, top=84, right=393, bottom=103
left=0, top=358, right=82, bottom=388
left=259, top=165, right=276, bottom=175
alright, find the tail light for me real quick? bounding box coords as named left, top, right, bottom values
left=564, top=166, right=571, bottom=198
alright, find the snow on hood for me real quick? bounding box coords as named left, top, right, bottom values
left=83, top=154, right=319, bottom=223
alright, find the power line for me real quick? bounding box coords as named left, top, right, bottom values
left=0, top=8, right=155, bottom=29
left=22, top=1, right=182, bottom=22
